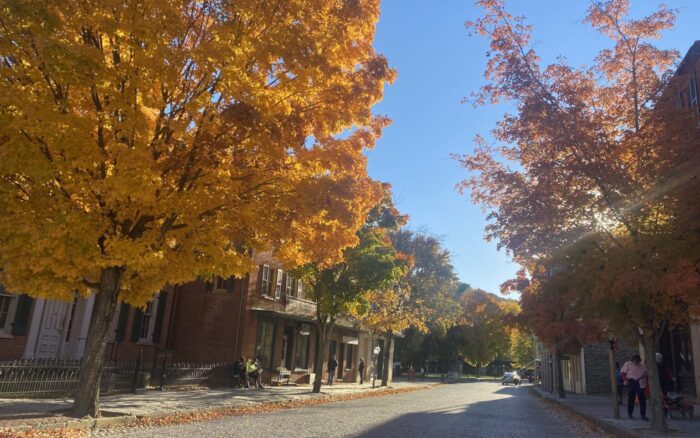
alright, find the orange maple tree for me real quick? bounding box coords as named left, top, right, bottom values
left=457, top=0, right=700, bottom=429
left=504, top=260, right=604, bottom=399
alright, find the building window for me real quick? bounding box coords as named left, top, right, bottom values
left=274, top=269, right=283, bottom=299
left=255, top=320, right=275, bottom=370
left=139, top=300, right=157, bottom=341
left=214, top=276, right=227, bottom=292
left=261, top=265, right=271, bottom=296
left=295, top=330, right=310, bottom=370
left=0, top=291, right=18, bottom=335
left=64, top=297, right=78, bottom=342
left=285, top=275, right=293, bottom=296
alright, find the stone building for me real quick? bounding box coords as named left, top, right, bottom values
left=537, top=340, right=637, bottom=395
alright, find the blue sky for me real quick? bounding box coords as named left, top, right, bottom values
left=366, top=0, right=699, bottom=295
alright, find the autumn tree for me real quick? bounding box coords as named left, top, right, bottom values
left=391, top=232, right=461, bottom=374
left=504, top=261, right=604, bottom=398
left=359, top=281, right=413, bottom=386
left=0, top=0, right=394, bottom=416
left=297, top=194, right=409, bottom=393
left=508, top=327, right=534, bottom=370
left=457, top=0, right=700, bottom=429
left=360, top=231, right=466, bottom=386
left=456, top=288, right=513, bottom=376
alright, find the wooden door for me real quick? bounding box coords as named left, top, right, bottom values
left=34, top=300, right=71, bottom=357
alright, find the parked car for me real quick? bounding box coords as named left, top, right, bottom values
left=501, top=371, right=521, bottom=385
left=520, top=370, right=534, bottom=383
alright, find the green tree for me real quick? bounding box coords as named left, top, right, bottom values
left=458, top=289, right=512, bottom=376
left=391, top=233, right=460, bottom=375
left=297, top=194, right=409, bottom=393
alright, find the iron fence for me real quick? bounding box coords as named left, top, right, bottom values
left=0, top=358, right=136, bottom=398
left=0, top=358, right=224, bottom=398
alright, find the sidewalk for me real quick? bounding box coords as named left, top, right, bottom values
left=531, top=385, right=700, bottom=437
left=0, top=381, right=431, bottom=433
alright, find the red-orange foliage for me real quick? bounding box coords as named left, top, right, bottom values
left=458, top=0, right=700, bottom=429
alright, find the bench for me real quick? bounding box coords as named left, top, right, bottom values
left=273, top=369, right=292, bottom=386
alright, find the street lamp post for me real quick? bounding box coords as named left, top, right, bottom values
left=372, top=346, right=381, bottom=389
left=608, top=333, right=620, bottom=419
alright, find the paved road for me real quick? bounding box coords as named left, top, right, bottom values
left=100, top=382, right=607, bottom=438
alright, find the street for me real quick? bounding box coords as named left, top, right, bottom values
left=98, top=382, right=607, bottom=438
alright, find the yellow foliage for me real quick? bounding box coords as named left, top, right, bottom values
left=0, top=0, right=393, bottom=306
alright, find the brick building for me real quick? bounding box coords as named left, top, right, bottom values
left=0, top=253, right=392, bottom=386
left=662, top=40, right=700, bottom=402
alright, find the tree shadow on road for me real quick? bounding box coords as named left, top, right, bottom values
left=354, top=385, right=568, bottom=438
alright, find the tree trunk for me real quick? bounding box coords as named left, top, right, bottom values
left=381, top=334, right=391, bottom=387
left=71, top=267, right=122, bottom=417
left=553, top=347, right=566, bottom=399
left=642, top=331, right=667, bottom=432
left=312, top=320, right=333, bottom=393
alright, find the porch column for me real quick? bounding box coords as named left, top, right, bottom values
left=22, top=298, right=46, bottom=358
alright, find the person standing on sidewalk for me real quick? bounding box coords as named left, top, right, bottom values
left=327, top=354, right=338, bottom=385
left=615, top=362, right=623, bottom=405
left=246, top=358, right=262, bottom=389
left=621, top=354, right=648, bottom=420
left=358, top=358, right=365, bottom=385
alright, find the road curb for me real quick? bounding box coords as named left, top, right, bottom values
left=0, top=413, right=139, bottom=435
left=529, top=387, right=641, bottom=438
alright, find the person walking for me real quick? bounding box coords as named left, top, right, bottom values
left=655, top=353, right=676, bottom=394
left=407, top=366, right=416, bottom=381
left=621, top=354, right=648, bottom=420
left=327, top=354, right=338, bottom=386
left=358, top=358, right=365, bottom=385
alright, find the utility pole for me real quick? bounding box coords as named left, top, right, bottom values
left=372, top=345, right=380, bottom=389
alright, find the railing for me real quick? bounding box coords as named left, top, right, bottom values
left=284, top=295, right=316, bottom=318
left=0, top=358, right=225, bottom=398
left=249, top=294, right=317, bottom=319
left=0, top=358, right=135, bottom=398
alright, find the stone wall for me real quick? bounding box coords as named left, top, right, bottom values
left=583, top=341, right=638, bottom=394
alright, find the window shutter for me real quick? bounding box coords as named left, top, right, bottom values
left=204, top=280, right=214, bottom=293
left=130, top=308, right=143, bottom=342
left=114, top=302, right=130, bottom=342
left=151, top=292, right=168, bottom=344
left=10, top=294, right=33, bottom=336
left=225, top=277, right=236, bottom=293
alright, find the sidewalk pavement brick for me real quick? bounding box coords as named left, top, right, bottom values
left=531, top=385, right=700, bottom=437
left=0, top=381, right=430, bottom=433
